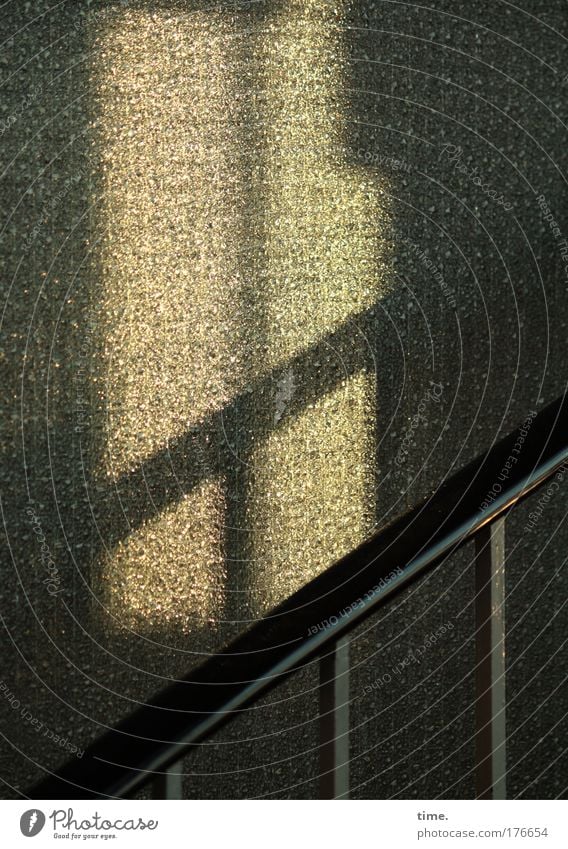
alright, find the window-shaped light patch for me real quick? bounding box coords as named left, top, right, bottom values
left=90, top=0, right=391, bottom=632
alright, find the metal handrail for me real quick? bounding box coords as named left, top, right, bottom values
left=28, top=394, right=568, bottom=799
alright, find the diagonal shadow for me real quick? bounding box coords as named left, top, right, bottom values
left=91, top=304, right=379, bottom=555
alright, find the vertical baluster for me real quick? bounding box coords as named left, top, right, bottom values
left=474, top=517, right=507, bottom=799
left=151, top=762, right=183, bottom=799
left=319, top=635, right=350, bottom=799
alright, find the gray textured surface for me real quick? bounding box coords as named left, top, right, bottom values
left=0, top=0, right=566, bottom=799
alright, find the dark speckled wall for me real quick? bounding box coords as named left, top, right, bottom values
left=0, top=0, right=566, bottom=799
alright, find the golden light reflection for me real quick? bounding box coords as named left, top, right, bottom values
left=91, top=1, right=390, bottom=632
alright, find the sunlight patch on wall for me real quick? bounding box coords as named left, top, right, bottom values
left=89, top=0, right=391, bottom=632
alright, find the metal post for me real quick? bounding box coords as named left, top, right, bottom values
left=319, top=635, right=350, bottom=799
left=474, top=518, right=507, bottom=799
left=150, top=762, right=183, bottom=799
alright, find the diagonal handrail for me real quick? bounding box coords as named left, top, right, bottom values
left=28, top=394, right=568, bottom=799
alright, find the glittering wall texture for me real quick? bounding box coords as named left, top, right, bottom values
left=91, top=0, right=390, bottom=630
left=1, top=0, right=566, bottom=800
